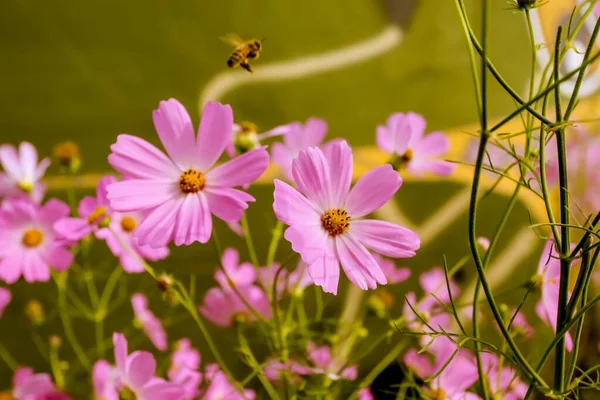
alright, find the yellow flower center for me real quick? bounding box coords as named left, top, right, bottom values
left=400, top=148, right=414, bottom=164
left=120, top=216, right=137, bottom=233
left=87, top=206, right=107, bottom=224
left=179, top=169, right=205, bottom=193
left=431, top=389, right=447, bottom=400
left=22, top=229, right=43, bottom=248
left=119, top=387, right=136, bottom=400
left=321, top=208, right=350, bottom=237
left=53, top=141, right=80, bottom=166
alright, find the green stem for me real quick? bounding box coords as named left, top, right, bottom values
left=49, top=344, right=65, bottom=390
left=95, top=317, right=104, bottom=358
left=0, top=341, right=17, bottom=370
left=241, top=212, right=260, bottom=267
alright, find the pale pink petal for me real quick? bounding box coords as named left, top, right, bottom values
left=336, top=235, right=386, bottom=290
left=402, top=112, right=426, bottom=144
left=206, top=147, right=269, bottom=188
left=18, top=142, right=38, bottom=183
left=270, top=142, right=294, bottom=180
left=134, top=198, right=181, bottom=247
left=199, top=288, right=234, bottom=327
left=141, top=380, right=186, bottom=400
left=173, top=194, right=205, bottom=246
left=376, top=125, right=395, bottom=154
left=97, top=176, right=117, bottom=206
left=113, top=333, right=129, bottom=375
left=54, top=218, right=92, bottom=241
left=388, top=113, right=412, bottom=155
left=410, top=160, right=455, bottom=177
left=107, top=180, right=179, bottom=212
left=108, top=134, right=180, bottom=180
left=351, top=220, right=420, bottom=258
left=322, top=140, right=352, bottom=205
left=0, top=254, right=22, bottom=284
left=0, top=287, right=11, bottom=318
left=307, top=343, right=332, bottom=369
left=0, top=145, right=21, bottom=181
left=22, top=252, right=50, bottom=283
left=273, top=179, right=320, bottom=226
left=125, top=351, right=156, bottom=389
left=292, top=147, right=332, bottom=210
left=205, top=187, right=254, bottom=222
left=152, top=98, right=197, bottom=169
left=195, top=102, right=233, bottom=171
left=34, top=158, right=51, bottom=180
left=373, top=254, right=411, bottom=284
left=40, top=198, right=71, bottom=223
left=119, top=253, right=146, bottom=274
left=77, top=196, right=98, bottom=217
left=403, top=348, right=435, bottom=379
left=340, top=365, right=358, bottom=380
left=307, top=253, right=340, bottom=295
left=345, top=165, right=402, bottom=218
left=93, top=360, right=118, bottom=400
left=44, top=245, right=74, bottom=271
left=284, top=225, right=328, bottom=265
left=134, top=241, right=170, bottom=263
left=413, top=132, right=450, bottom=157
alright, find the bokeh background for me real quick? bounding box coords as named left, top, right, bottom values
left=1, top=0, right=596, bottom=397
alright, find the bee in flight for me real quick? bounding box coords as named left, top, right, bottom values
left=221, top=34, right=264, bottom=74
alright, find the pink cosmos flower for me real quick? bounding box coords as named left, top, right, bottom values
left=199, top=284, right=271, bottom=327
left=271, top=118, right=328, bottom=180
left=376, top=112, right=454, bottom=177
left=306, top=342, right=358, bottom=380
left=55, top=176, right=170, bottom=273
left=480, top=353, right=527, bottom=400
left=107, top=99, right=269, bottom=247
left=273, top=140, right=420, bottom=294
left=496, top=309, right=534, bottom=339
left=358, top=388, right=375, bottom=400
left=12, top=367, right=71, bottom=400
left=0, top=198, right=73, bottom=284
left=419, top=267, right=460, bottom=310
left=373, top=253, right=410, bottom=284
left=0, top=142, right=49, bottom=202
left=202, top=365, right=256, bottom=400
left=92, top=360, right=118, bottom=400
left=535, top=241, right=574, bottom=351
left=168, top=339, right=202, bottom=400
left=112, top=333, right=184, bottom=399
left=214, top=248, right=256, bottom=290
left=263, top=359, right=312, bottom=383
left=0, top=287, right=11, bottom=318
left=131, top=293, right=168, bottom=351
left=258, top=260, right=313, bottom=299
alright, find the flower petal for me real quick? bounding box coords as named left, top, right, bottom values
left=107, top=180, right=180, bottom=212
left=195, top=101, right=233, bottom=171
left=97, top=176, right=117, bottom=207
left=273, top=179, right=320, bottom=226
left=134, top=198, right=181, bottom=247
left=345, top=165, right=402, bottom=218
left=113, top=333, right=128, bottom=375
left=322, top=140, right=352, bottom=205
left=0, top=145, right=21, bottom=181
left=307, top=253, right=340, bottom=295
left=291, top=147, right=332, bottom=210
left=413, top=132, right=450, bottom=157
left=40, top=199, right=71, bottom=224
left=173, top=193, right=212, bottom=245
left=108, top=134, right=179, bottom=180
left=125, top=351, right=156, bottom=389
left=152, top=98, right=197, bottom=169
left=0, top=254, right=22, bottom=284
left=351, top=220, right=420, bottom=258
left=77, top=196, right=98, bottom=217
left=204, top=187, right=254, bottom=222
left=336, top=235, right=386, bottom=290
left=284, top=225, right=328, bottom=265
left=19, top=142, right=38, bottom=183
left=44, top=245, right=74, bottom=271
left=22, top=252, right=50, bottom=283
left=206, top=147, right=269, bottom=188
left=376, top=125, right=395, bottom=154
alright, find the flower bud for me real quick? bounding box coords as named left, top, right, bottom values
left=233, top=121, right=260, bottom=155
left=25, top=299, right=45, bottom=326
left=53, top=141, right=81, bottom=173
left=156, top=274, right=173, bottom=292
left=49, top=335, right=62, bottom=349
left=367, top=289, right=395, bottom=318
left=477, top=237, right=490, bottom=251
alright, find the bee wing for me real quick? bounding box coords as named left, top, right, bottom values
left=220, top=33, right=244, bottom=47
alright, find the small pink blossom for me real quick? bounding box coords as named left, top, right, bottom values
left=306, top=342, right=358, bottom=380
left=271, top=118, right=328, bottom=180
left=0, top=142, right=49, bottom=202
left=419, top=267, right=460, bottom=310
left=92, top=360, right=118, bottom=400
left=263, top=359, right=312, bottom=383
left=107, top=99, right=269, bottom=247
left=595, top=1, right=600, bottom=17
left=203, top=366, right=255, bottom=400
left=112, top=333, right=184, bottom=400
left=55, top=176, right=170, bottom=273
left=480, top=353, right=527, bottom=400
left=199, top=285, right=271, bottom=327
left=501, top=309, right=534, bottom=339
left=358, top=388, right=375, bottom=400
left=131, top=293, right=168, bottom=351
left=376, top=112, right=454, bottom=177
left=258, top=260, right=313, bottom=299
left=214, top=247, right=256, bottom=290
left=168, top=339, right=202, bottom=400
left=0, top=287, right=11, bottom=318
left=535, top=241, right=574, bottom=351
left=12, top=367, right=71, bottom=400
left=273, top=140, right=420, bottom=294
left=0, top=198, right=73, bottom=284
left=373, top=253, right=410, bottom=284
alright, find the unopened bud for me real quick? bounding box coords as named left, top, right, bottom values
left=53, top=141, right=81, bottom=173
left=233, top=121, right=260, bottom=155
left=156, top=274, right=173, bottom=292
left=49, top=335, right=62, bottom=349
left=477, top=237, right=490, bottom=251
left=25, top=299, right=45, bottom=326
left=515, top=0, right=541, bottom=10
left=499, top=303, right=510, bottom=321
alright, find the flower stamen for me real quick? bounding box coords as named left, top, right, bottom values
left=22, top=229, right=43, bottom=248
left=321, top=208, right=350, bottom=237
left=120, top=216, right=137, bottom=233
left=400, top=148, right=414, bottom=164
left=87, top=206, right=107, bottom=224
left=179, top=169, right=205, bottom=193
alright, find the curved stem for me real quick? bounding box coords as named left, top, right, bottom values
left=241, top=212, right=260, bottom=267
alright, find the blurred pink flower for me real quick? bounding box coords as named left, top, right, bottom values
left=214, top=248, right=256, bottom=290
left=168, top=339, right=202, bottom=400
left=107, top=99, right=269, bottom=247
left=0, top=287, right=11, bottom=318
left=55, top=176, right=169, bottom=273
left=0, top=142, right=49, bottom=202
left=92, top=360, right=118, bottom=400
left=376, top=112, right=454, bottom=177
left=12, top=367, right=71, bottom=400
left=273, top=140, right=419, bottom=294
left=199, top=285, right=271, bottom=327
left=373, top=253, right=410, bottom=284
left=419, top=267, right=460, bottom=310
left=263, top=359, right=311, bottom=383
left=596, top=1, right=600, bottom=17
left=131, top=293, right=167, bottom=351
left=403, top=292, right=451, bottom=335
left=480, top=353, right=527, bottom=400
left=112, top=333, right=184, bottom=400
left=358, top=388, right=375, bottom=400
left=0, top=198, right=73, bottom=283
left=203, top=366, right=255, bottom=400
left=258, top=260, right=313, bottom=299
left=271, top=118, right=328, bottom=180
left=535, top=241, right=574, bottom=351
left=306, top=342, right=358, bottom=380
left=498, top=309, right=534, bottom=339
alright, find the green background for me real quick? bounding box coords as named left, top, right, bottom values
left=0, top=0, right=556, bottom=397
